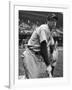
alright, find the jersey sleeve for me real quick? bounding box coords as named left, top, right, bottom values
left=39, top=29, right=47, bottom=43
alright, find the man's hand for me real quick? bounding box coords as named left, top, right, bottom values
left=47, top=65, right=53, bottom=78
left=47, top=65, right=52, bottom=73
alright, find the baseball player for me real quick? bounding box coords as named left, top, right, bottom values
left=22, top=14, right=58, bottom=78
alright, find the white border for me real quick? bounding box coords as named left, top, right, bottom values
left=10, top=1, right=71, bottom=88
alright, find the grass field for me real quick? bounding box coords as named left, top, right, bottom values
left=19, top=47, right=63, bottom=78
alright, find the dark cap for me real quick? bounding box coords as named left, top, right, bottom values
left=47, top=14, right=58, bottom=21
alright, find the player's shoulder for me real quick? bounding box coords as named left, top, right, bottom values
left=36, top=24, right=49, bottom=34
left=40, top=24, right=48, bottom=29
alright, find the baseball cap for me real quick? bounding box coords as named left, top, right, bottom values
left=47, top=14, right=58, bottom=21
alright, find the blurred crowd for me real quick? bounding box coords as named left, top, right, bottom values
left=19, top=18, right=63, bottom=49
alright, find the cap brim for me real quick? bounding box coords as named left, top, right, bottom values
left=47, top=15, right=58, bottom=21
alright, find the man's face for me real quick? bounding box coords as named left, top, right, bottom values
left=48, top=19, right=57, bottom=29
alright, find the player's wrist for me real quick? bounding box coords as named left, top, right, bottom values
left=47, top=65, right=52, bottom=73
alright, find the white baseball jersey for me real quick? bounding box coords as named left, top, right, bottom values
left=28, top=24, right=51, bottom=52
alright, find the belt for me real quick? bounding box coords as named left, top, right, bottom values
left=27, top=46, right=41, bottom=55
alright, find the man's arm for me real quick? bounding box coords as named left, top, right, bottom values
left=40, top=40, right=50, bottom=66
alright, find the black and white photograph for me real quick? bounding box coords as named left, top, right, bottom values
left=0, top=0, right=71, bottom=89
left=9, top=1, right=71, bottom=88
left=18, top=10, right=63, bottom=79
